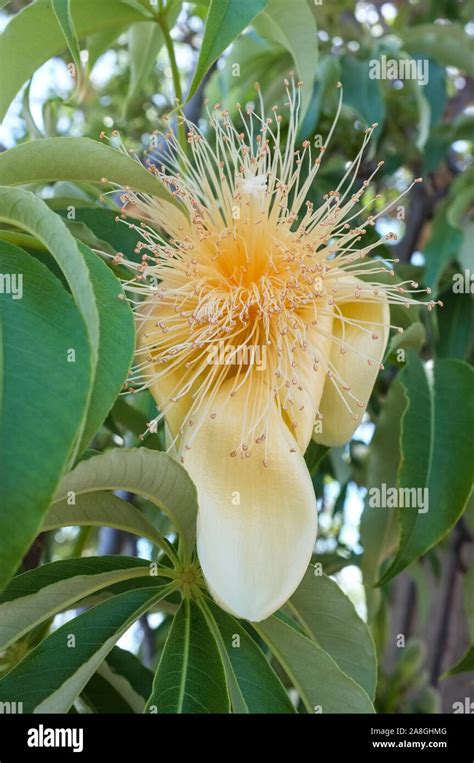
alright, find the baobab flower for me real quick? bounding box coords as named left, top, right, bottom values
left=108, top=80, right=439, bottom=621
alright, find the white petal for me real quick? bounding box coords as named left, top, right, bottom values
left=277, top=302, right=334, bottom=451
left=181, top=379, right=317, bottom=621
left=137, top=301, right=195, bottom=439
left=313, top=276, right=390, bottom=447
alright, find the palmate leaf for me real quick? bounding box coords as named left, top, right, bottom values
left=287, top=570, right=377, bottom=700
left=203, top=601, right=295, bottom=714
left=255, top=616, right=375, bottom=713
left=53, top=448, right=198, bottom=562
left=0, top=243, right=91, bottom=592
left=378, top=351, right=474, bottom=584
left=0, top=556, right=152, bottom=651
left=0, top=585, right=174, bottom=713
left=145, top=599, right=230, bottom=713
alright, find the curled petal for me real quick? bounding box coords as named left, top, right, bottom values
left=313, top=276, right=390, bottom=447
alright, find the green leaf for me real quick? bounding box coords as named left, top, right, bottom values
left=0, top=244, right=91, bottom=592
left=186, top=0, right=269, bottom=102
left=255, top=616, right=375, bottom=713
left=311, top=551, right=359, bottom=576
left=417, top=57, right=447, bottom=128
left=0, top=585, right=173, bottom=713
left=298, top=54, right=341, bottom=140
left=424, top=114, right=474, bottom=174
left=447, top=171, right=474, bottom=229
left=51, top=0, right=82, bottom=88
left=145, top=599, right=230, bottom=713
left=443, top=645, right=474, bottom=677
left=76, top=244, right=135, bottom=453
left=205, top=601, right=295, bottom=713
left=87, top=25, right=126, bottom=69
left=110, top=396, right=151, bottom=440
left=287, top=570, right=377, bottom=700
left=81, top=646, right=153, bottom=713
left=305, top=439, right=329, bottom=476
left=386, top=321, right=426, bottom=362
left=53, top=448, right=198, bottom=561
left=464, top=562, right=474, bottom=640
left=253, top=0, right=318, bottom=119
left=378, top=352, right=474, bottom=584
left=0, top=138, right=179, bottom=208
left=44, top=491, right=174, bottom=554
left=423, top=201, right=463, bottom=297
left=63, top=220, right=116, bottom=255
left=0, top=187, right=99, bottom=362
left=459, top=221, right=474, bottom=272
left=0, top=556, right=152, bottom=651
left=0, top=0, right=150, bottom=121
left=401, top=23, right=474, bottom=76
left=340, top=55, right=385, bottom=130
left=22, top=80, right=44, bottom=140
left=125, top=22, right=163, bottom=111
left=0, top=210, right=133, bottom=472
left=412, top=79, right=431, bottom=151
left=56, top=206, right=140, bottom=261
left=124, top=9, right=179, bottom=113
left=360, top=380, right=407, bottom=587
left=204, top=30, right=289, bottom=113
left=435, top=290, right=474, bottom=360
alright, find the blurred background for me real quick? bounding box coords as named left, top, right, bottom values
left=1, top=0, right=473, bottom=713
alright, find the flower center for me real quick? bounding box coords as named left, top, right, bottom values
left=108, top=78, right=441, bottom=464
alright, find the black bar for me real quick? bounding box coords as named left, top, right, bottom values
left=0, top=713, right=471, bottom=760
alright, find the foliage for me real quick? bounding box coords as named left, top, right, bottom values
left=0, top=0, right=472, bottom=713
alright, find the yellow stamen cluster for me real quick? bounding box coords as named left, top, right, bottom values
left=101, top=79, right=440, bottom=465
